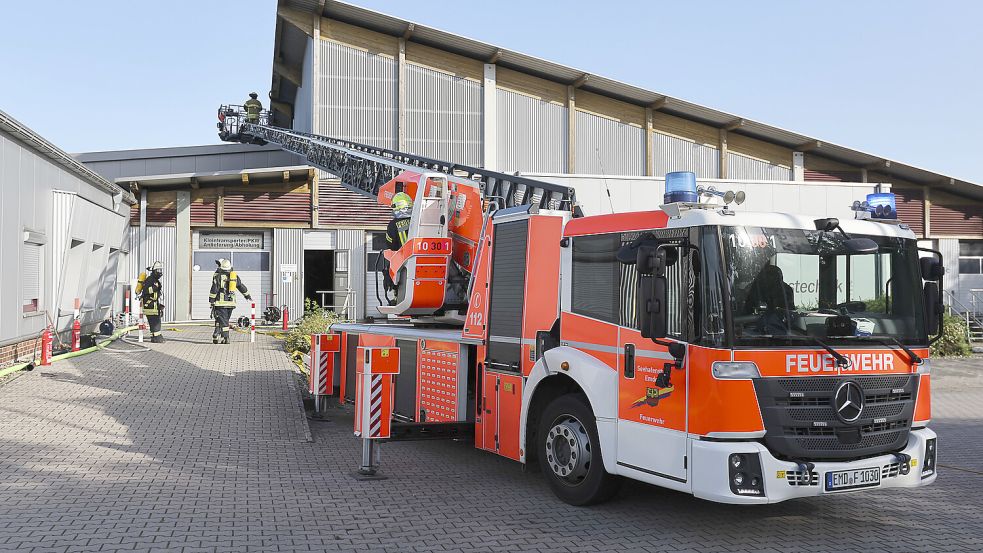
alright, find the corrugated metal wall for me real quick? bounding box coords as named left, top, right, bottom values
left=726, top=152, right=793, bottom=181
left=575, top=111, right=645, bottom=176
left=363, top=231, right=386, bottom=320
left=338, top=229, right=366, bottom=320
left=317, top=40, right=397, bottom=149
left=50, top=191, right=76, bottom=316
left=938, top=238, right=960, bottom=305
left=652, top=131, right=719, bottom=178
left=293, top=36, right=315, bottom=135
left=497, top=89, right=568, bottom=173
left=405, top=64, right=482, bottom=165
left=274, top=228, right=305, bottom=319
left=144, top=226, right=177, bottom=321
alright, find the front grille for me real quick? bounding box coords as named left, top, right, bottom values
left=755, top=375, right=919, bottom=460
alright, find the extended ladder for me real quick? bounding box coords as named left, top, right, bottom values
left=217, top=105, right=581, bottom=215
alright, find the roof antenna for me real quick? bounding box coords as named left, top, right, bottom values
left=596, top=147, right=615, bottom=215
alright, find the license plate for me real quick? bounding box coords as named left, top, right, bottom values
left=825, top=467, right=880, bottom=492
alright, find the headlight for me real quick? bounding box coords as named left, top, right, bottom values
left=712, top=361, right=760, bottom=379
left=923, top=438, right=937, bottom=478
left=915, top=359, right=931, bottom=374
left=728, top=452, right=765, bottom=497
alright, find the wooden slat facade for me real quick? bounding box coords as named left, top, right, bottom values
left=930, top=201, right=983, bottom=237
left=224, top=191, right=311, bottom=222
left=190, top=191, right=217, bottom=226
left=893, top=187, right=925, bottom=237
left=130, top=191, right=177, bottom=225
left=318, top=180, right=390, bottom=227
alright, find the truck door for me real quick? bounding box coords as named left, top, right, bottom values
left=616, top=250, right=691, bottom=483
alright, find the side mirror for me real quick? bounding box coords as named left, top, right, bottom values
left=638, top=271, right=668, bottom=339
left=924, top=282, right=941, bottom=336
left=920, top=257, right=944, bottom=281
left=636, top=246, right=667, bottom=276
left=843, top=238, right=879, bottom=254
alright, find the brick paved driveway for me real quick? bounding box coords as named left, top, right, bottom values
left=0, top=329, right=980, bottom=552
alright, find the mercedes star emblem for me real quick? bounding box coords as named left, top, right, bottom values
left=833, top=381, right=864, bottom=423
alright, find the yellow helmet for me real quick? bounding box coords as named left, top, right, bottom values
left=391, top=192, right=413, bottom=216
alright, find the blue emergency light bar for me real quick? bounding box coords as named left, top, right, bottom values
left=866, top=192, right=897, bottom=219
left=665, top=171, right=698, bottom=204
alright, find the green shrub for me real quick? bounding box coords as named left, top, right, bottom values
left=930, top=313, right=972, bottom=357
left=285, top=298, right=341, bottom=353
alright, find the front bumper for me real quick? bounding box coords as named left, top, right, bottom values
left=691, top=427, right=937, bottom=504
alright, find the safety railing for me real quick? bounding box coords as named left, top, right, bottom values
left=316, top=289, right=357, bottom=321
left=943, top=290, right=983, bottom=343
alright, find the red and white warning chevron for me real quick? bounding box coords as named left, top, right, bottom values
left=369, top=374, right=383, bottom=438
left=317, top=349, right=330, bottom=395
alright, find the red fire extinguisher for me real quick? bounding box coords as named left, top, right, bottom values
left=282, top=306, right=289, bottom=331
left=41, top=327, right=52, bottom=366
left=71, top=318, right=81, bottom=352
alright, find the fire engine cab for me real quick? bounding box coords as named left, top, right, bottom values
left=218, top=111, right=941, bottom=505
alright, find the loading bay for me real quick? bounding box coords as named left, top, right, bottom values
left=0, top=328, right=979, bottom=553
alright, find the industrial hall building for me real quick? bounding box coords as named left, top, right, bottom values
left=77, top=0, right=983, bottom=333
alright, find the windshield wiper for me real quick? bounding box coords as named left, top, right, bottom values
left=778, top=335, right=851, bottom=369
left=840, top=335, right=922, bottom=365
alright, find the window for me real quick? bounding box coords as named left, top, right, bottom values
left=232, top=251, right=270, bottom=272
left=193, top=251, right=231, bottom=271
left=571, top=234, right=621, bottom=324
left=570, top=231, right=692, bottom=341
left=959, top=241, right=983, bottom=275
left=370, top=232, right=388, bottom=252
left=22, top=237, right=44, bottom=314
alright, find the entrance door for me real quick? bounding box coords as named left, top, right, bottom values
left=303, top=250, right=333, bottom=310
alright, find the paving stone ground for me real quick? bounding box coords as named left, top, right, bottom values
left=0, top=328, right=980, bottom=553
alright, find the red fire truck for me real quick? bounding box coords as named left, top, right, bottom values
left=220, top=109, right=941, bottom=505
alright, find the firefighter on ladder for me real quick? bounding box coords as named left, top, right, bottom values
left=244, top=92, right=263, bottom=124
left=383, top=192, right=413, bottom=300
left=209, top=258, right=251, bottom=344
left=136, top=261, right=165, bottom=343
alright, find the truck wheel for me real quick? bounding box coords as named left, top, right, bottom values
left=538, top=394, right=621, bottom=505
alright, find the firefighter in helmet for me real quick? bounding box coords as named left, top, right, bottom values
left=136, top=261, right=165, bottom=343
left=382, top=192, right=414, bottom=296
left=386, top=192, right=413, bottom=251
left=244, top=92, right=263, bottom=124
left=209, top=258, right=251, bottom=344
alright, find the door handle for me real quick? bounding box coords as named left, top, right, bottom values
left=624, top=344, right=635, bottom=379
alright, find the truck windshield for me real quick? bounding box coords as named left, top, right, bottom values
left=720, top=226, right=926, bottom=346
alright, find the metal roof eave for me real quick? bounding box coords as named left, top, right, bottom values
left=116, top=165, right=314, bottom=188
left=275, top=0, right=981, bottom=199
left=0, top=109, right=136, bottom=205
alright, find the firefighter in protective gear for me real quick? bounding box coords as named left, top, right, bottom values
left=136, top=261, right=165, bottom=343
left=386, top=192, right=413, bottom=251
left=244, top=92, right=263, bottom=124
left=209, top=258, right=251, bottom=344
left=383, top=192, right=414, bottom=297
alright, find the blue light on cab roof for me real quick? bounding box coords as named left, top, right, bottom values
left=665, top=171, right=698, bottom=204
left=866, top=192, right=897, bottom=219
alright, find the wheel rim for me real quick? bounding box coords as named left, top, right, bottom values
left=544, top=414, right=592, bottom=485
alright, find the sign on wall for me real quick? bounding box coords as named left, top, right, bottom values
left=200, top=233, right=264, bottom=250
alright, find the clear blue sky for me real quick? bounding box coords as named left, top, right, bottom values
left=2, top=1, right=980, bottom=183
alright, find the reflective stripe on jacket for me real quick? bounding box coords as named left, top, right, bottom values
left=137, top=271, right=163, bottom=315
